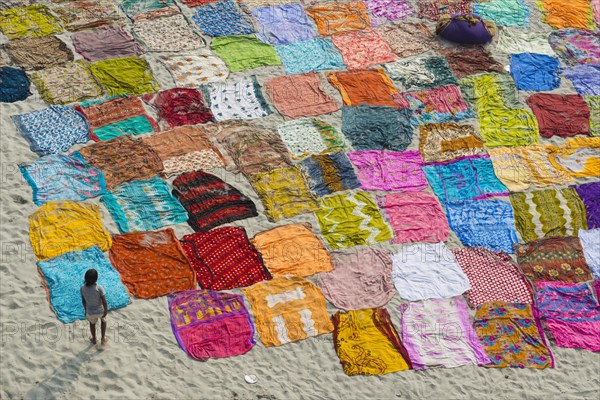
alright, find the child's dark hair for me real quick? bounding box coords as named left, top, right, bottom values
left=84, top=269, right=98, bottom=287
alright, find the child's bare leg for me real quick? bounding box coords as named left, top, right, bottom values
left=100, top=319, right=107, bottom=345
left=89, top=322, right=97, bottom=344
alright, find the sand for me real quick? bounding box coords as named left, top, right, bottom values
left=1, top=0, right=599, bottom=399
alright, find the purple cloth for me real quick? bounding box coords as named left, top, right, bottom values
left=72, top=26, right=144, bottom=62
left=564, top=64, right=600, bottom=96
left=362, top=0, right=414, bottom=26
left=347, top=150, right=427, bottom=191
left=575, top=182, right=600, bottom=229
left=438, top=14, right=494, bottom=44
left=252, top=5, right=315, bottom=45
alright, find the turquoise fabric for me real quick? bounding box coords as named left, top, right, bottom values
left=474, top=0, right=530, bottom=28
left=275, top=38, right=345, bottom=75
left=93, top=115, right=156, bottom=141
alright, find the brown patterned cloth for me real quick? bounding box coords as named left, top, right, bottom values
left=5, top=36, right=73, bottom=71
left=419, top=122, right=485, bottom=163
left=515, top=236, right=593, bottom=283
left=440, top=46, right=503, bottom=78
left=77, top=135, right=163, bottom=190
left=375, top=23, right=441, bottom=58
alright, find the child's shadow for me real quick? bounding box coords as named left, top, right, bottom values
left=24, top=344, right=97, bottom=400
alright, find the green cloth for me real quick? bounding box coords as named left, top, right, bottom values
left=90, top=56, right=159, bottom=96
left=460, top=73, right=539, bottom=148
left=210, top=35, right=281, bottom=73
left=315, top=191, right=393, bottom=249
left=510, top=188, right=588, bottom=242
left=585, top=96, right=600, bottom=136
left=0, top=5, right=62, bottom=39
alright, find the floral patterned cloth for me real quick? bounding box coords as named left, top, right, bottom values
left=473, top=302, right=553, bottom=369
left=514, top=236, right=593, bottom=283
left=331, top=28, right=396, bottom=69
left=12, top=106, right=89, bottom=156
left=277, top=119, right=344, bottom=159
left=90, top=56, right=159, bottom=96
left=161, top=51, right=229, bottom=87
left=418, top=122, right=485, bottom=163
left=31, top=61, right=103, bottom=105
left=19, top=153, right=105, bottom=206
left=142, top=88, right=213, bottom=129
left=347, top=150, right=426, bottom=191
left=132, top=14, right=205, bottom=52
left=300, top=152, right=360, bottom=196
left=252, top=4, right=315, bottom=45
left=275, top=38, right=346, bottom=75
left=306, top=2, right=370, bottom=36
left=362, top=0, right=413, bottom=25
left=549, top=29, right=600, bottom=65
left=191, top=0, right=255, bottom=37
left=0, top=5, right=63, bottom=39
left=202, top=76, right=272, bottom=121
left=5, top=36, right=73, bottom=71
left=210, top=35, right=281, bottom=72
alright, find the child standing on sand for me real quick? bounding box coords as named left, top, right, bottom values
left=81, top=269, right=108, bottom=345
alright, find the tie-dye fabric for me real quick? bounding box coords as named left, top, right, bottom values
left=375, top=23, right=440, bottom=58
left=526, top=94, right=591, bottom=138
left=12, top=106, right=89, bottom=156
left=423, top=156, right=508, bottom=203
left=161, top=51, right=229, bottom=87
left=379, top=191, right=449, bottom=243
left=202, top=76, right=272, bottom=121
left=252, top=4, right=315, bottom=45
left=132, top=14, right=205, bottom=52
left=72, top=25, right=144, bottom=62
left=538, top=0, right=595, bottom=30
left=347, top=150, right=426, bottom=191
left=474, top=0, right=530, bottom=28
left=31, top=61, right=103, bottom=105
left=5, top=36, right=74, bottom=71
left=300, top=152, right=360, bottom=196
left=510, top=188, right=588, bottom=242
left=277, top=119, right=344, bottom=159
left=341, top=105, right=413, bottom=151
left=191, top=0, right=255, bottom=37
left=473, top=302, right=554, bottom=369
left=574, top=182, right=600, bottom=228
left=305, top=2, right=370, bottom=36
left=549, top=29, right=600, bottom=65
left=142, top=89, right=213, bottom=129
left=362, top=0, right=413, bottom=25
left=19, top=153, right=105, bottom=206
left=315, top=191, right=393, bottom=249
left=37, top=246, right=130, bottom=323
left=535, top=281, right=600, bottom=352
left=168, top=289, right=255, bottom=361
left=210, top=35, right=281, bottom=72
left=331, top=28, right=396, bottom=69
left=0, top=66, right=30, bottom=103
left=90, top=56, right=159, bottom=96
left=564, top=64, right=600, bottom=95
left=399, top=297, right=490, bottom=369
left=384, top=52, right=457, bottom=92
left=101, top=176, right=188, bottom=234
left=394, top=85, right=473, bottom=124
left=327, top=68, right=399, bottom=107
left=250, top=166, right=318, bottom=222
left=0, top=5, right=63, bottom=39
left=316, top=247, right=394, bottom=310
left=510, top=53, right=561, bottom=91
left=446, top=199, right=519, bottom=253
left=418, top=122, right=485, bottom=163
left=275, top=38, right=346, bottom=75
left=453, top=247, right=534, bottom=308
left=579, top=229, right=600, bottom=278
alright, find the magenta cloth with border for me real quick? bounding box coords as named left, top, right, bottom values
left=347, top=150, right=427, bottom=191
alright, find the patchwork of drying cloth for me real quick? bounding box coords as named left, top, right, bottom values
left=142, top=88, right=213, bottom=129
left=327, top=68, right=399, bottom=107
left=341, top=105, right=414, bottom=151
left=191, top=0, right=255, bottom=37
left=453, top=247, right=534, bottom=308
left=579, top=229, right=600, bottom=278
left=417, top=0, right=473, bottom=21
left=31, top=60, right=103, bottom=105
left=391, top=242, right=470, bottom=301
left=76, top=96, right=158, bottom=141
left=394, top=85, right=473, bottom=124
left=275, top=38, right=346, bottom=75
left=375, top=23, right=440, bottom=58
left=300, top=152, right=360, bottom=196
left=384, top=52, right=457, bottom=92
left=317, top=247, right=395, bottom=310
left=210, top=35, right=281, bottom=72
left=440, top=46, right=503, bottom=78
left=5, top=35, right=73, bottom=70
left=547, top=137, right=600, bottom=178
left=535, top=281, right=600, bottom=352
left=423, top=155, right=508, bottom=203
left=399, top=297, right=490, bottom=369
left=347, top=150, right=426, bottom=191
left=488, top=145, right=574, bottom=192
left=12, top=105, right=89, bottom=155
left=0, top=5, right=63, bottom=39
left=563, top=64, right=600, bottom=96
left=305, top=2, right=370, bottom=36
left=29, top=201, right=112, bottom=261
left=161, top=51, right=229, bottom=87
left=180, top=227, right=271, bottom=290
left=510, top=53, right=561, bottom=91
left=252, top=223, right=333, bottom=277
left=202, top=76, right=272, bottom=121
left=331, top=28, right=396, bottom=69
left=514, top=236, right=593, bottom=283
left=101, top=176, right=188, bottom=233
left=90, top=56, right=159, bottom=96
left=332, top=308, right=411, bottom=376
left=168, top=289, right=255, bottom=361
left=549, top=29, right=600, bottom=65
left=510, top=187, right=588, bottom=242
left=538, top=0, right=594, bottom=30
left=132, top=14, right=204, bottom=52
left=0, top=66, right=30, bottom=103
left=315, top=190, right=393, bottom=249
left=362, top=0, right=413, bottom=25
left=252, top=4, right=315, bottom=45
left=445, top=199, right=519, bottom=253
left=250, top=166, right=319, bottom=222
left=37, top=246, right=130, bottom=323
left=575, top=182, right=600, bottom=228
left=265, top=73, right=339, bottom=118
left=526, top=94, right=590, bottom=138
left=242, top=276, right=333, bottom=347
left=474, top=0, right=530, bottom=28
left=379, top=191, right=449, bottom=243
left=142, top=125, right=224, bottom=178
left=172, top=170, right=257, bottom=232
left=77, top=135, right=164, bottom=191
left=473, top=302, right=554, bottom=369
left=50, top=0, right=122, bottom=31
left=109, top=229, right=196, bottom=299
left=277, top=119, right=344, bottom=159
left=19, top=153, right=106, bottom=206
left=419, top=122, right=485, bottom=163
